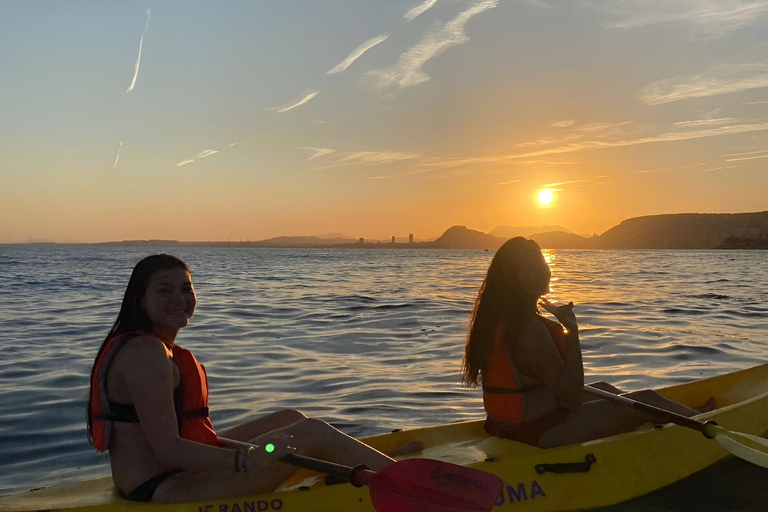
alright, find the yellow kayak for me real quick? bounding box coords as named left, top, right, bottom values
left=2, top=363, right=768, bottom=512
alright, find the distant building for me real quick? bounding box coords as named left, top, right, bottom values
left=409, top=234, right=414, bottom=244
left=391, top=236, right=396, bottom=243
left=359, top=237, right=364, bottom=243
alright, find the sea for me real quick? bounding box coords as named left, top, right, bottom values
left=0, top=245, right=766, bottom=509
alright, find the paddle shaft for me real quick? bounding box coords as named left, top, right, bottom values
left=281, top=453, right=372, bottom=486
left=584, top=386, right=712, bottom=435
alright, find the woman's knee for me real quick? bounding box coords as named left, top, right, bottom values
left=275, top=408, right=307, bottom=424
left=586, top=381, right=624, bottom=394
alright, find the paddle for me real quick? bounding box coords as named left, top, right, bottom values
left=584, top=386, right=768, bottom=469
left=281, top=452, right=503, bottom=512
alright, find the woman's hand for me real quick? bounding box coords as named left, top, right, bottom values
left=539, top=297, right=578, bottom=333
left=243, top=434, right=297, bottom=471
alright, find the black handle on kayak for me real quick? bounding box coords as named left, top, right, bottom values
left=584, top=387, right=717, bottom=438
left=535, top=453, right=596, bottom=474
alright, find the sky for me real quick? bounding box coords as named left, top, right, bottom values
left=2, top=0, right=768, bottom=243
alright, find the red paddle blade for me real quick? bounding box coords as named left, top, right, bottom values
left=366, top=458, right=503, bottom=512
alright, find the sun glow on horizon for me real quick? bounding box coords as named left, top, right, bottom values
left=538, top=189, right=554, bottom=206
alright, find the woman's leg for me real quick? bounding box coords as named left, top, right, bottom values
left=217, top=409, right=307, bottom=442
left=248, top=418, right=394, bottom=471
left=536, top=399, right=649, bottom=449
left=622, top=389, right=703, bottom=416
left=152, top=417, right=394, bottom=502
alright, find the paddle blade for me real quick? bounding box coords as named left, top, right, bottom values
left=713, top=428, right=768, bottom=469
left=367, top=458, right=503, bottom=512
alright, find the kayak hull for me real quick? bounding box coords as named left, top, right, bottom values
left=2, top=363, right=768, bottom=512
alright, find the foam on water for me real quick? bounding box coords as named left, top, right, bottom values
left=0, top=245, right=766, bottom=497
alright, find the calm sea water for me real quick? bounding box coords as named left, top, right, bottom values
left=0, top=245, right=766, bottom=505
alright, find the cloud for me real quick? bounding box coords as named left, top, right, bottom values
left=589, top=0, right=768, bottom=38
left=113, top=141, right=123, bottom=168
left=264, top=89, right=319, bottom=113
left=303, top=147, right=337, bottom=161
left=552, top=120, right=576, bottom=127
left=701, top=165, right=739, bottom=172
left=513, top=122, right=768, bottom=158
left=126, top=8, right=151, bottom=94
left=404, top=0, right=439, bottom=20
left=336, top=151, right=420, bottom=166
left=722, top=148, right=768, bottom=157
left=327, top=34, right=391, bottom=74
left=312, top=150, right=420, bottom=171
left=726, top=153, right=768, bottom=161
left=640, top=64, right=768, bottom=105
left=634, top=163, right=707, bottom=174
left=543, top=180, right=587, bottom=187
left=363, top=0, right=498, bottom=95
left=673, top=118, right=736, bottom=127
left=497, top=179, right=522, bottom=185
left=177, top=149, right=219, bottom=167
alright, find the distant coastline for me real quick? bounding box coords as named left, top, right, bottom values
left=7, top=211, right=768, bottom=250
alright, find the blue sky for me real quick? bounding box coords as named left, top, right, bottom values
left=2, top=0, right=768, bottom=242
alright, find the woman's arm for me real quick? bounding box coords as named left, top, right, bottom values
left=517, top=313, right=584, bottom=408
left=116, top=337, right=238, bottom=472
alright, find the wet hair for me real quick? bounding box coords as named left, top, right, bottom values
left=461, top=237, right=551, bottom=387
left=104, top=254, right=190, bottom=341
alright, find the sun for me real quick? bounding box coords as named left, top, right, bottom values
left=538, top=189, right=554, bottom=206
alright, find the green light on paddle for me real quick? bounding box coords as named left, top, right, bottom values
left=265, top=443, right=275, bottom=453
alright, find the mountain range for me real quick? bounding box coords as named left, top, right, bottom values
left=98, top=211, right=768, bottom=250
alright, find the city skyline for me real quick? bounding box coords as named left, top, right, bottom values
left=3, top=1, right=768, bottom=243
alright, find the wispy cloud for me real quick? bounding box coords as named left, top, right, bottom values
left=303, top=147, right=337, bottom=161
left=635, top=163, right=707, bottom=174
left=726, top=153, right=768, bottom=162
left=590, top=0, right=768, bottom=38
left=722, top=148, right=768, bottom=157
left=363, top=0, right=498, bottom=95
left=552, top=120, right=576, bottom=127
left=312, top=150, right=420, bottom=171
left=113, top=141, right=123, bottom=168
left=126, top=8, right=150, bottom=94
left=177, top=149, right=219, bottom=167
left=404, top=0, right=439, bottom=20
left=543, top=180, right=587, bottom=187
left=229, top=142, right=242, bottom=147
left=328, top=34, right=391, bottom=74
left=336, top=151, right=420, bottom=166
left=673, top=117, right=736, bottom=128
left=264, top=89, right=319, bottom=113
left=640, top=64, right=768, bottom=105
left=701, top=165, right=739, bottom=172
left=513, top=122, right=768, bottom=158
left=497, top=179, right=522, bottom=185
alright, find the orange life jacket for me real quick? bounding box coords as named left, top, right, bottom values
left=87, top=332, right=219, bottom=452
left=482, top=316, right=568, bottom=424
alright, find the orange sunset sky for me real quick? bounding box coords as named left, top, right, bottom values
left=2, top=1, right=767, bottom=243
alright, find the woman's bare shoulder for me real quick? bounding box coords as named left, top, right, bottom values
left=113, top=335, right=171, bottom=368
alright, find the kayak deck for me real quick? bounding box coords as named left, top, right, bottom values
left=2, top=363, right=768, bottom=512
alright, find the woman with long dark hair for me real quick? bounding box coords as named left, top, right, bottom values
left=462, top=237, right=704, bottom=448
left=87, top=255, right=393, bottom=502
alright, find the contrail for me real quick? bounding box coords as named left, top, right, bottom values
left=126, top=8, right=151, bottom=94
left=113, top=141, right=123, bottom=168
left=327, top=33, right=390, bottom=74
